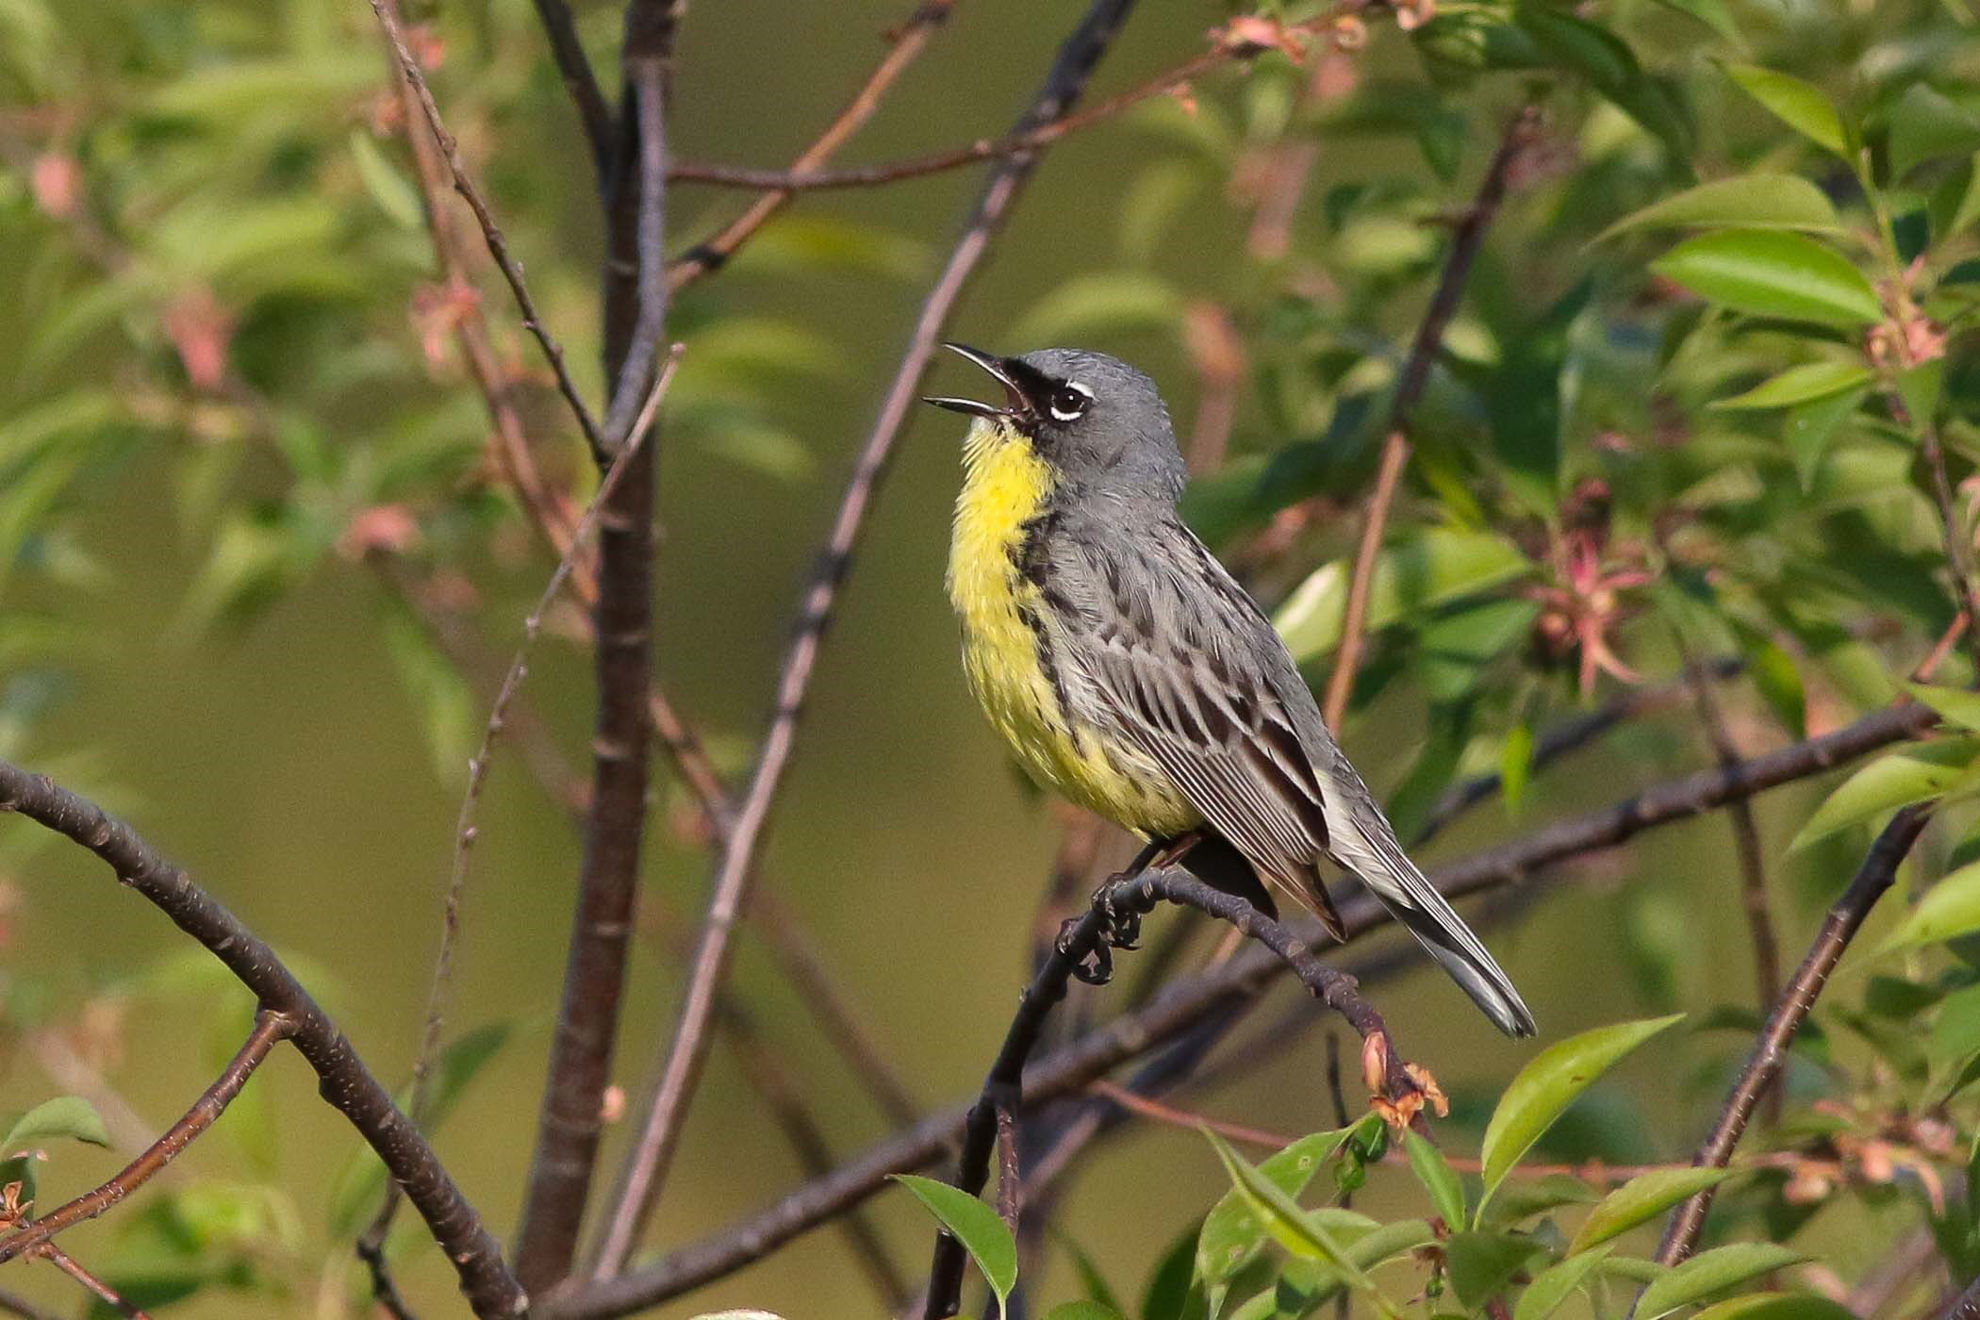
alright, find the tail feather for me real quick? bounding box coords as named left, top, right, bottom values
left=1385, top=895, right=1537, bottom=1038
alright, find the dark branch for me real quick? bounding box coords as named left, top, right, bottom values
left=1322, top=105, right=1542, bottom=730
left=512, top=0, right=679, bottom=1292
left=922, top=855, right=1415, bottom=1318
left=547, top=695, right=1935, bottom=1318
left=0, top=1013, right=288, bottom=1263
left=585, top=0, right=1142, bottom=1278
left=1654, top=805, right=1930, bottom=1266
left=0, top=765, right=526, bottom=1317
left=529, top=0, right=614, bottom=174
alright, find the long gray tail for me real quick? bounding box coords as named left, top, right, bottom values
left=1384, top=890, right=1537, bottom=1038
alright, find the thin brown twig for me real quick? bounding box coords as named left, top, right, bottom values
left=548, top=693, right=1939, bottom=1319
left=671, top=0, right=960, bottom=290
left=0, top=1286, right=59, bottom=1320
left=0, top=1013, right=289, bottom=1263
left=664, top=11, right=1352, bottom=198
left=588, top=0, right=1140, bottom=1277
left=363, top=349, right=681, bottom=1274
left=1322, top=106, right=1541, bottom=731
left=0, top=767, right=525, bottom=1317
left=1907, top=404, right=1980, bottom=675
left=368, top=0, right=605, bottom=458
left=1682, top=652, right=1781, bottom=1121
left=35, top=1245, right=149, bottom=1319
left=1655, top=805, right=1932, bottom=1267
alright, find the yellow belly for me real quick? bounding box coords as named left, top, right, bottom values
left=946, top=421, right=1201, bottom=837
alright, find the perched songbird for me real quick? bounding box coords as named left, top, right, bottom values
left=927, top=344, right=1536, bottom=1038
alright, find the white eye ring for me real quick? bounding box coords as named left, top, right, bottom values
left=1048, top=380, right=1093, bottom=422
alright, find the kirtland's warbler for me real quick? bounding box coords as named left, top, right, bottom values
left=927, top=344, right=1536, bottom=1038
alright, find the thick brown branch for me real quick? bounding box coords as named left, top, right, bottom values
left=1322, top=107, right=1540, bottom=731
left=0, top=766, right=525, bottom=1317
left=0, top=1014, right=288, bottom=1263
left=586, top=0, right=1140, bottom=1278
left=512, top=1, right=678, bottom=1292
left=549, top=696, right=1934, bottom=1318
left=1655, top=806, right=1930, bottom=1267
left=670, top=0, right=959, bottom=290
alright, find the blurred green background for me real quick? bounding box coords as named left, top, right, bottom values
left=3, top=0, right=1975, bottom=1315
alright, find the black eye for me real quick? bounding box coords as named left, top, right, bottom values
left=1048, top=382, right=1092, bottom=422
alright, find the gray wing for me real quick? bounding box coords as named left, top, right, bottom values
left=1038, top=518, right=1337, bottom=901
left=1040, top=516, right=1537, bottom=1036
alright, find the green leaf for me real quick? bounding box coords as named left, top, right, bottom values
left=1595, top=176, right=1840, bottom=244
left=1274, top=529, right=1531, bottom=663
left=1927, top=982, right=1980, bottom=1102
left=1515, top=1248, right=1611, bottom=1320
left=1446, top=1231, right=1547, bottom=1310
left=1637, top=1245, right=1811, bottom=1320
left=1709, top=361, right=1874, bottom=411
left=1477, top=1016, right=1683, bottom=1220
left=893, top=1175, right=1018, bottom=1313
left=1744, top=638, right=1807, bottom=739
left=1722, top=65, right=1849, bottom=156
left=1054, top=1227, right=1126, bottom=1314
left=1405, top=1130, right=1468, bottom=1229
left=1195, top=1128, right=1356, bottom=1300
left=348, top=129, right=423, bottom=230
left=1500, top=723, right=1536, bottom=817
left=1142, top=1221, right=1207, bottom=1320
left=1651, top=231, right=1881, bottom=326
left=1044, top=1305, right=1127, bottom=1320
left=1485, top=1173, right=1601, bottom=1226
left=4, top=1095, right=111, bottom=1151
left=1783, top=386, right=1868, bottom=489
left=1201, top=1131, right=1372, bottom=1291
left=1912, top=685, right=1980, bottom=733
left=1650, top=0, right=1736, bottom=38
left=1567, top=1166, right=1739, bottom=1253
left=1883, top=858, right=1980, bottom=951
left=1790, top=738, right=1980, bottom=851
left=1691, top=1292, right=1857, bottom=1320
left=1899, top=359, right=1945, bottom=427
left=1891, top=84, right=1980, bottom=179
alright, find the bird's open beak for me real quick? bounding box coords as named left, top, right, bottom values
left=923, top=342, right=1036, bottom=424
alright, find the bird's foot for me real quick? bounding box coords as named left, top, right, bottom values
left=1057, top=916, right=1114, bottom=985
left=1090, top=880, right=1143, bottom=952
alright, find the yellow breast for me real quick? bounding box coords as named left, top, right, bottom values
left=946, top=420, right=1200, bottom=837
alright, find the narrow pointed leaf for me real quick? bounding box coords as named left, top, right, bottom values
left=1911, top=685, right=1980, bottom=733
left=1405, top=1130, right=1468, bottom=1229
left=1515, top=1247, right=1612, bottom=1320
left=1709, top=361, right=1874, bottom=410
left=3, top=1096, right=110, bottom=1151
left=1637, top=1244, right=1811, bottom=1320
left=894, top=1175, right=1018, bottom=1312
left=1447, top=1231, right=1548, bottom=1310
left=1790, top=738, right=1980, bottom=852
left=1883, top=858, right=1980, bottom=950
left=1723, top=65, right=1849, bottom=155
left=1478, top=1016, right=1683, bottom=1218
left=1567, top=1166, right=1740, bottom=1253
left=1202, top=1130, right=1372, bottom=1291
left=1595, top=175, right=1840, bottom=244
left=1194, top=1128, right=1356, bottom=1292
left=1652, top=231, right=1881, bottom=326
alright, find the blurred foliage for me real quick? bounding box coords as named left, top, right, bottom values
left=8, top=0, right=1980, bottom=1315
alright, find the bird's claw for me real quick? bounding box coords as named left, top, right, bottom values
left=1091, top=881, right=1144, bottom=952
left=1058, top=916, right=1114, bottom=985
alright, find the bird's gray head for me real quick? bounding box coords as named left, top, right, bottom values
left=925, top=344, right=1187, bottom=500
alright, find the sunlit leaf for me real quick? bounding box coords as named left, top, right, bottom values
left=4, top=1095, right=111, bottom=1151
left=1912, top=685, right=1980, bottom=733
left=1637, top=1245, right=1811, bottom=1320
left=1195, top=1128, right=1356, bottom=1300
left=1709, top=361, right=1874, bottom=411
left=1883, top=858, right=1980, bottom=951
left=1567, top=1166, right=1739, bottom=1253
left=1515, top=1248, right=1611, bottom=1320
left=894, top=1175, right=1017, bottom=1314
left=1722, top=64, right=1850, bottom=156
left=348, top=129, right=423, bottom=230
left=1201, top=1131, right=1371, bottom=1290
left=1477, top=1016, right=1683, bottom=1219
left=1595, top=176, right=1840, bottom=244
left=1651, top=231, right=1880, bottom=326
left=1274, top=529, right=1531, bottom=663
left=1404, top=1129, right=1467, bottom=1229
left=1790, top=738, right=1980, bottom=851
left=1691, top=1292, right=1857, bottom=1320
